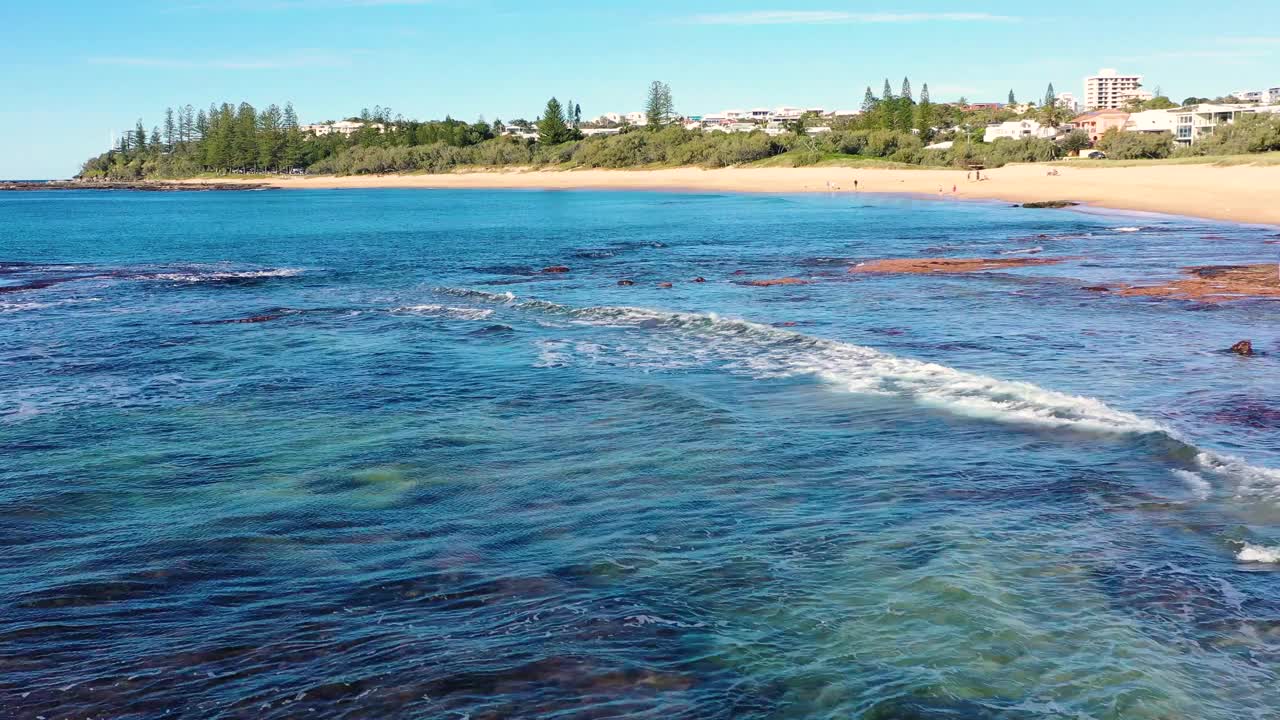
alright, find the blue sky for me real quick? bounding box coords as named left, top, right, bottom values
left=2, top=0, right=1276, bottom=178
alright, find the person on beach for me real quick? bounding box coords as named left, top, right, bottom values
left=854, top=180, right=859, bottom=191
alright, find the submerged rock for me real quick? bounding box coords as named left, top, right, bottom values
left=541, top=266, right=571, bottom=274
left=617, top=279, right=636, bottom=286
left=657, top=282, right=673, bottom=288
left=1230, top=340, right=1254, bottom=356
left=745, top=277, right=810, bottom=286
left=693, top=277, right=706, bottom=283
left=850, top=257, right=1064, bottom=274
left=1082, top=285, right=1111, bottom=292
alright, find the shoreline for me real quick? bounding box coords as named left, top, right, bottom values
left=171, top=163, right=1274, bottom=228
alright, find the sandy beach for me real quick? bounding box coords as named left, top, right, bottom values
left=192, top=163, right=1280, bottom=226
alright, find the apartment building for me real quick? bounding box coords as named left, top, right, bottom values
left=1084, top=69, right=1146, bottom=110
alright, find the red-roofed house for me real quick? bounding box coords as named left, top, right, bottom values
left=1069, top=110, right=1129, bottom=143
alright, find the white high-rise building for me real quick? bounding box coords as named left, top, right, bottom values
left=1056, top=92, right=1079, bottom=113
left=1084, top=68, right=1145, bottom=110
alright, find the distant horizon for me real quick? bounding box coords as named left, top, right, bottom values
left=4, top=0, right=1277, bottom=178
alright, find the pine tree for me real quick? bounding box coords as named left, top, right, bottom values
left=258, top=104, right=284, bottom=170
left=1044, top=83, right=1056, bottom=108
left=861, top=86, right=877, bottom=113
left=134, top=120, right=147, bottom=152
left=150, top=126, right=161, bottom=149
left=882, top=78, right=894, bottom=101
left=180, top=105, right=194, bottom=144
left=574, top=103, right=582, bottom=126
left=234, top=103, right=258, bottom=170
left=1008, top=89, right=1016, bottom=105
left=645, top=81, right=674, bottom=129
left=163, top=108, right=176, bottom=151
left=538, top=97, right=573, bottom=144
left=917, top=83, right=934, bottom=136
left=282, top=102, right=299, bottom=129
left=195, top=110, right=208, bottom=143
left=901, top=77, right=912, bottom=102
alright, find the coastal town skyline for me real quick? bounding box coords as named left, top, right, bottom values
left=3, top=0, right=1279, bottom=178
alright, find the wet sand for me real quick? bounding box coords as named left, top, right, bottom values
left=185, top=163, right=1280, bottom=227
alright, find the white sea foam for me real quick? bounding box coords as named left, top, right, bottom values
left=998, top=247, right=1044, bottom=255
left=392, top=304, right=494, bottom=320
left=148, top=268, right=303, bottom=282
left=1113, top=227, right=1143, bottom=233
left=1236, top=543, right=1280, bottom=563
left=0, top=297, right=102, bottom=313
left=1171, top=469, right=1212, bottom=500
left=433, top=288, right=1280, bottom=496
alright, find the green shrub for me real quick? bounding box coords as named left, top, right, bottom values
left=1096, top=129, right=1173, bottom=159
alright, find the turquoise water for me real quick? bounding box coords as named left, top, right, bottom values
left=2, top=189, right=1279, bottom=719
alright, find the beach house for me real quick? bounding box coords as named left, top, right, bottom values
left=1171, top=103, right=1280, bottom=146
left=982, top=119, right=1059, bottom=142
left=1069, top=110, right=1130, bottom=143
left=1125, top=109, right=1177, bottom=134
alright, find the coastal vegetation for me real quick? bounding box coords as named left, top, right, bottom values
left=78, top=82, right=1280, bottom=180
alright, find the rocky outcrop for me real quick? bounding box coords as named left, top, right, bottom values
left=1230, top=340, right=1254, bottom=356
left=1118, top=264, right=1280, bottom=302
left=1018, top=200, right=1080, bottom=209
left=616, top=279, right=635, bottom=286
left=541, top=266, right=571, bottom=274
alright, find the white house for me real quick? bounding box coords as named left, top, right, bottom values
left=707, top=122, right=760, bottom=134
left=300, top=120, right=385, bottom=137
left=623, top=111, right=648, bottom=126
left=580, top=127, right=622, bottom=137
left=1231, top=87, right=1280, bottom=104
left=594, top=112, right=623, bottom=124
left=983, top=119, right=1059, bottom=142
left=1125, top=109, right=1177, bottom=133
left=1056, top=92, right=1080, bottom=113
left=1170, top=103, right=1280, bottom=145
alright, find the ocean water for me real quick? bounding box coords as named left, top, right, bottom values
left=2, top=189, right=1279, bottom=719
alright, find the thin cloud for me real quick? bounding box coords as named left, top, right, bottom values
left=1214, top=36, right=1280, bottom=45
left=177, top=0, right=434, bottom=9
left=683, top=11, right=1018, bottom=25
left=1109, top=49, right=1270, bottom=62
left=88, top=53, right=353, bottom=70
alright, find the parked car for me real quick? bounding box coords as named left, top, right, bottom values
left=1084, top=150, right=1107, bottom=159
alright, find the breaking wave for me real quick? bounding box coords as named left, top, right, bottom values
left=1237, top=543, right=1280, bottom=563
left=392, top=304, right=494, bottom=320
left=434, top=287, right=1280, bottom=496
